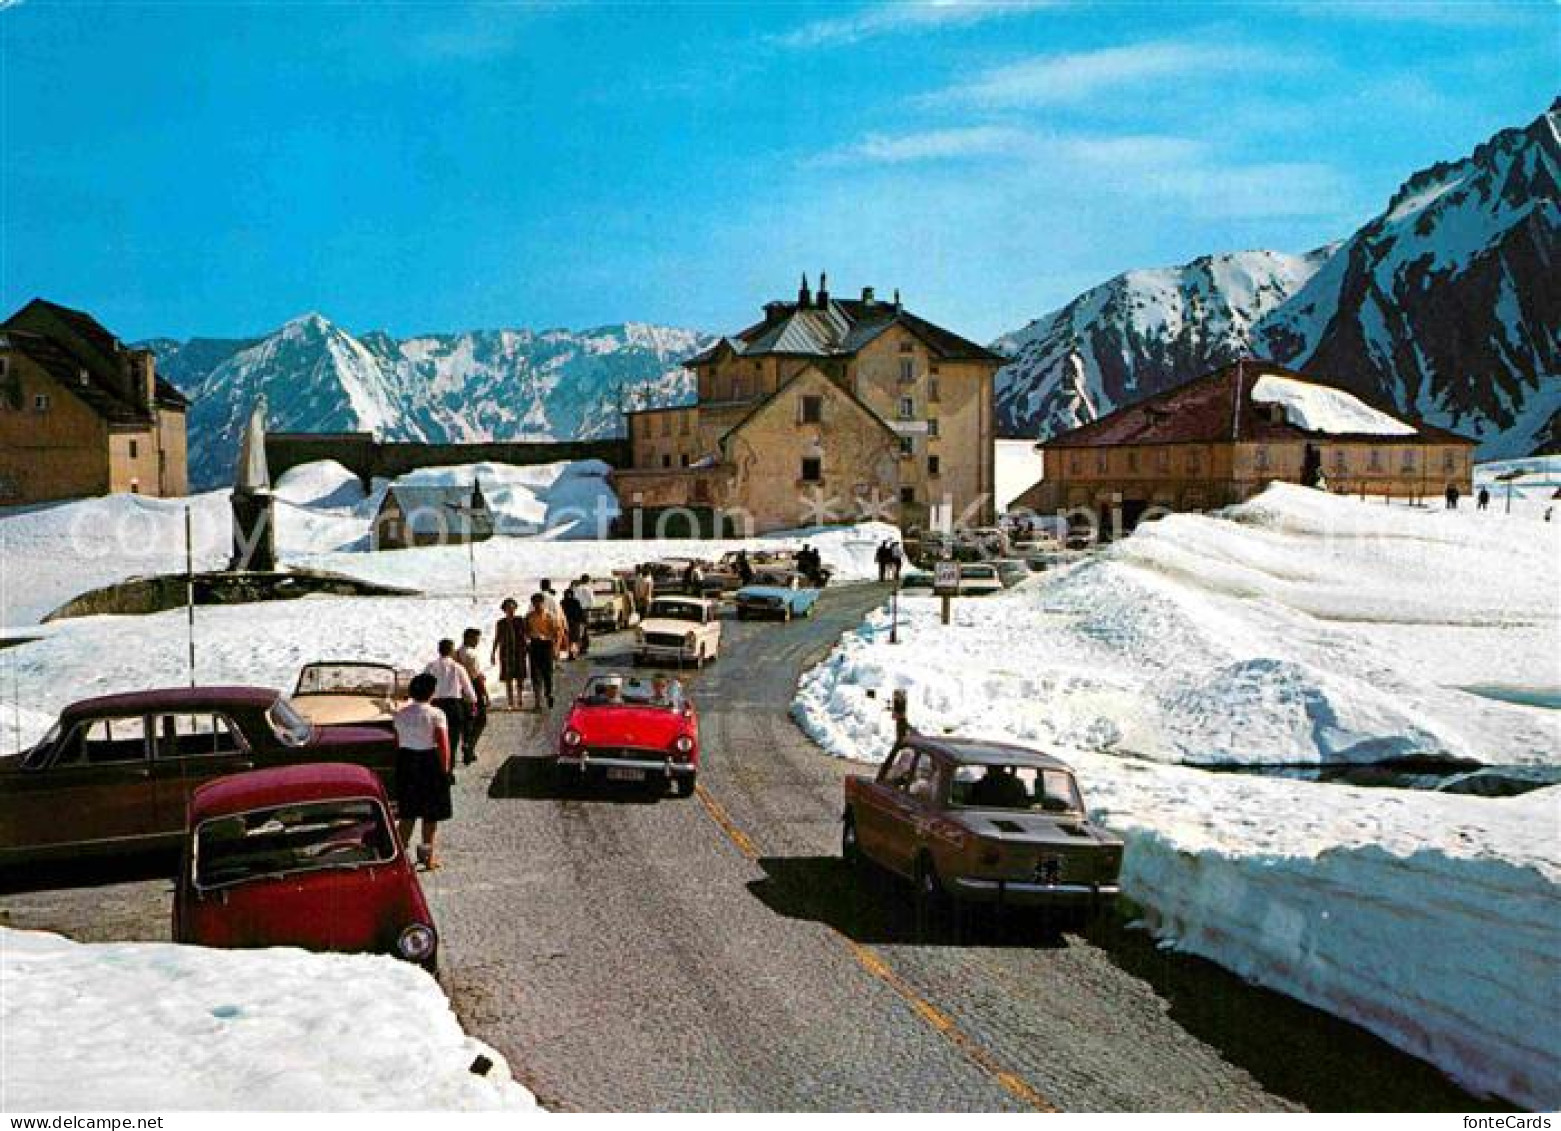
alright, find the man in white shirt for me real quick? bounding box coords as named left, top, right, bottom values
left=453, top=628, right=487, bottom=766
left=424, top=638, right=477, bottom=774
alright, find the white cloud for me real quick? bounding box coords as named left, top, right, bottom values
left=818, top=124, right=1030, bottom=164
left=776, top=0, right=1053, bottom=49
left=935, top=38, right=1304, bottom=106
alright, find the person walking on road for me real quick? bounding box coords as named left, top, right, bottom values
left=681, top=559, right=704, bottom=596
left=393, top=672, right=453, bottom=870
left=538, top=579, right=564, bottom=619
left=631, top=566, right=654, bottom=619
left=491, top=597, right=527, bottom=711
left=561, top=585, right=586, bottom=661
left=424, top=639, right=477, bottom=770
left=571, top=574, right=596, bottom=656
left=455, top=627, right=488, bottom=765
left=735, top=550, right=754, bottom=587
left=524, top=592, right=567, bottom=710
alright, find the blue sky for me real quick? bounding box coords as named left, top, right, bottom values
left=1, top=1, right=1554, bottom=343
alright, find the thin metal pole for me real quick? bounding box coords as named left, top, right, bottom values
left=186, top=504, right=196, bottom=687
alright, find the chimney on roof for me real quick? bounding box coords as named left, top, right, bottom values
left=817, top=271, right=830, bottom=308
left=798, top=273, right=812, bottom=307
left=861, top=286, right=876, bottom=305
left=893, top=288, right=902, bottom=312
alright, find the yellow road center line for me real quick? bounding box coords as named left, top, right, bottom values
left=693, top=782, right=1057, bottom=1112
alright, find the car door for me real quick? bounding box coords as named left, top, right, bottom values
left=855, top=744, right=919, bottom=870
left=881, top=751, right=942, bottom=876
left=151, top=712, right=254, bottom=834
left=6, top=715, right=159, bottom=852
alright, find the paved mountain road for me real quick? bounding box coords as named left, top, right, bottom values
left=1, top=584, right=1497, bottom=1111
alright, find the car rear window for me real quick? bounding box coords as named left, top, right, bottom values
left=948, top=764, right=1082, bottom=814
left=194, top=798, right=396, bottom=889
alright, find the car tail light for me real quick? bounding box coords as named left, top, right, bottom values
left=398, top=923, right=437, bottom=962
left=562, top=728, right=583, bottom=747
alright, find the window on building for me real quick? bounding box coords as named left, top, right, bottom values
left=1127, top=450, right=1139, bottom=473
left=800, top=395, right=823, bottom=424
left=1333, top=449, right=1348, bottom=472
left=1070, top=454, right=1082, bottom=476
left=661, top=454, right=671, bottom=469
left=928, top=377, right=941, bottom=403
left=1255, top=446, right=1270, bottom=471
left=732, top=376, right=744, bottom=400
left=930, top=363, right=941, bottom=375
left=1155, top=448, right=1171, bottom=472
left=928, top=455, right=941, bottom=477
left=680, top=453, right=690, bottom=467
left=898, top=396, right=915, bottom=420
left=927, top=418, right=940, bottom=438
left=801, top=457, right=822, bottom=483
left=752, top=360, right=761, bottom=371
left=129, top=440, right=139, bottom=460
left=899, top=485, right=916, bottom=504
left=1442, top=449, right=1456, bottom=473
left=899, top=340, right=914, bottom=354
left=1369, top=448, right=1382, bottom=471
left=899, top=359, right=915, bottom=384
left=1096, top=451, right=1108, bottom=474
left=899, top=436, right=915, bottom=459
left=32, top=393, right=50, bottom=413
left=129, top=479, right=140, bottom=494
left=1402, top=449, right=1417, bottom=472
left=661, top=414, right=671, bottom=437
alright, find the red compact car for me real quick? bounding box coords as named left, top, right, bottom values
left=557, top=673, right=699, bottom=796
left=173, top=763, right=438, bottom=972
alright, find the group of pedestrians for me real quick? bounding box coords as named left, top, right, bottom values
left=1445, top=484, right=1496, bottom=511
left=874, top=539, right=904, bottom=583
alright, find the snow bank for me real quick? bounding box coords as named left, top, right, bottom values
left=1252, top=373, right=1416, bottom=436
left=0, top=927, right=537, bottom=1111
left=389, top=459, right=618, bottom=538
left=793, top=485, right=1561, bottom=1106
left=995, top=438, right=1046, bottom=512
left=273, top=459, right=367, bottom=510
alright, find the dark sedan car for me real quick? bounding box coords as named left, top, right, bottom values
left=0, top=686, right=399, bottom=867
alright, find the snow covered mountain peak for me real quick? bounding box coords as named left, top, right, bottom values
left=151, top=316, right=713, bottom=489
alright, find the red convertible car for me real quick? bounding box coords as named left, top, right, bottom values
left=0, top=686, right=399, bottom=867
left=174, top=763, right=438, bottom=972
left=557, top=674, right=699, bottom=796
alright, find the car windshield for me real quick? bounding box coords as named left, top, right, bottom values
left=194, top=798, right=396, bottom=889
left=295, top=663, right=397, bottom=698
left=266, top=696, right=314, bottom=747
left=590, top=580, right=617, bottom=595
left=647, top=599, right=701, bottom=622
left=948, top=763, right=1082, bottom=814
left=581, top=674, right=683, bottom=708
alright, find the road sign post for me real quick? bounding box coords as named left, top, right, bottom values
left=933, top=560, right=960, bottom=626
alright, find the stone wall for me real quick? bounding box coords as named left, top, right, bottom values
left=265, top=433, right=631, bottom=484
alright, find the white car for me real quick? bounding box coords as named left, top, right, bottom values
left=635, top=596, right=723, bottom=668
left=955, top=563, right=1005, bottom=597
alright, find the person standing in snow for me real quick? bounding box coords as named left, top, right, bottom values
left=424, top=639, right=477, bottom=771
left=454, top=627, right=487, bottom=765
left=490, top=597, right=527, bottom=711
left=875, top=541, right=890, bottom=582
left=1445, top=484, right=1460, bottom=509
left=1477, top=486, right=1491, bottom=511
left=393, top=672, right=452, bottom=870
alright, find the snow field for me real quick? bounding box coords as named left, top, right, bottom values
left=0, top=928, right=537, bottom=1111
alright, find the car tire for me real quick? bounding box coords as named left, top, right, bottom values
left=673, top=774, right=696, bottom=799
left=841, top=812, right=863, bottom=872
left=915, top=853, right=948, bottom=919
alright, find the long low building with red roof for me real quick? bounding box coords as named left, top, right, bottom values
left=1012, top=359, right=1476, bottom=525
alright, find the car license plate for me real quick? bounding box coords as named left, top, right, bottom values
left=606, top=768, right=646, bottom=782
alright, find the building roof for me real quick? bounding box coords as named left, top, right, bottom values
left=1040, top=359, right=1475, bottom=449
left=379, top=484, right=495, bottom=538
left=1, top=298, right=188, bottom=423
left=686, top=293, right=1005, bottom=367
left=716, top=362, right=903, bottom=454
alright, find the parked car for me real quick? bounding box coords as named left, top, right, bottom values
left=634, top=596, right=722, bottom=667
left=992, top=559, right=1033, bottom=589
left=556, top=674, right=700, bottom=796
left=955, top=563, right=1005, bottom=596
left=290, top=661, right=410, bottom=728
left=898, top=569, right=936, bottom=593
left=842, top=737, right=1122, bottom=920
left=586, top=576, right=636, bottom=631
left=173, top=763, right=438, bottom=972
left=643, top=558, right=724, bottom=597
left=735, top=571, right=821, bottom=620
left=0, top=686, right=400, bottom=867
